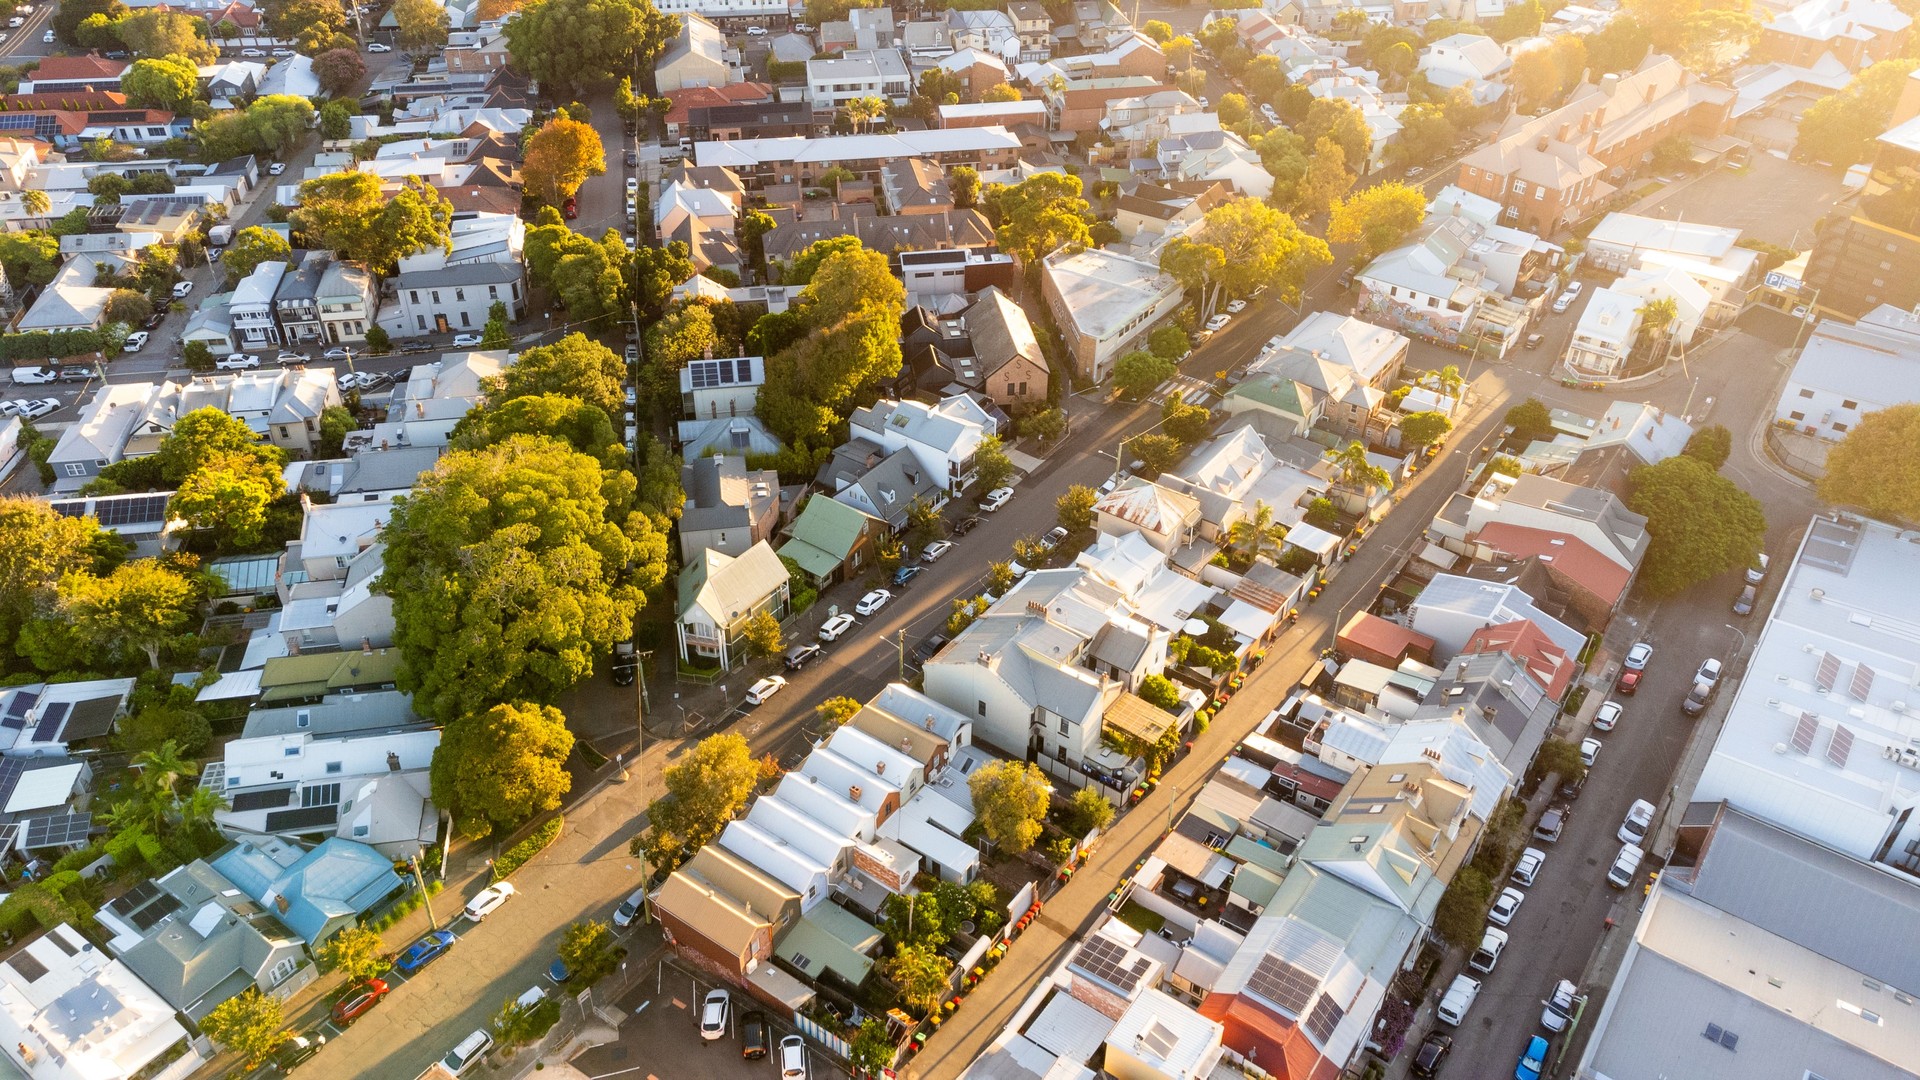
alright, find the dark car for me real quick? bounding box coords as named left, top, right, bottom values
left=911, top=632, right=951, bottom=665
left=1336, top=264, right=1357, bottom=289
left=330, top=979, right=389, bottom=1025
left=393, top=929, right=456, bottom=974
left=740, top=1010, right=771, bottom=1059
left=263, top=1034, right=324, bottom=1075
left=546, top=957, right=573, bottom=985
left=624, top=149, right=638, bottom=167
left=1411, top=1032, right=1452, bottom=1077
left=145, top=311, right=166, bottom=330
left=953, top=515, right=981, bottom=536
left=892, top=564, right=923, bottom=587
left=1733, top=584, right=1757, bottom=616
left=783, top=644, right=821, bottom=670
left=1615, top=668, right=1642, bottom=695
left=57, top=366, right=94, bottom=383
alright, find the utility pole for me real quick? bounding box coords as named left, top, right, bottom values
left=896, top=629, right=906, bottom=681
left=406, top=853, right=439, bottom=931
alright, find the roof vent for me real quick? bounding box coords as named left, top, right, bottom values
left=850, top=784, right=863, bottom=801
left=875, top=761, right=886, bottom=775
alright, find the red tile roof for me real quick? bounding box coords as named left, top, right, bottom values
left=1463, top=618, right=1576, bottom=700
left=664, top=81, right=774, bottom=125
left=28, top=54, right=128, bottom=82
left=1198, top=994, right=1341, bottom=1080
left=1337, top=611, right=1437, bottom=666
left=1474, top=522, right=1631, bottom=606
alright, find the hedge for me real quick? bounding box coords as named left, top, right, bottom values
left=0, top=327, right=119, bottom=361
left=493, top=816, right=563, bottom=882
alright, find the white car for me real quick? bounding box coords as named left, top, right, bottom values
left=41, top=28, right=52, bottom=42
left=979, top=487, right=1013, bottom=512
left=699, top=989, right=730, bottom=1041
left=1551, top=291, right=1578, bottom=313
left=172, top=280, right=195, bottom=299
left=215, top=353, right=259, bottom=370
left=13, top=398, right=58, bottom=420
left=1467, top=927, right=1508, bottom=974
left=626, top=176, right=638, bottom=193
left=1540, top=979, right=1578, bottom=1032
left=337, top=371, right=371, bottom=390
left=613, top=887, right=647, bottom=928
left=268, top=161, right=286, bottom=175
left=368, top=41, right=392, bottom=52
left=1592, top=701, right=1621, bottom=731
left=1488, top=886, right=1525, bottom=927
left=745, top=24, right=767, bottom=34
left=625, top=194, right=637, bottom=214
left=1225, top=299, right=1247, bottom=314
left=1618, top=798, right=1655, bottom=845
left=123, top=331, right=148, bottom=352
left=1511, top=846, right=1545, bottom=887
left=270, top=46, right=294, bottom=56
left=1695, top=657, right=1723, bottom=689
left=440, top=1031, right=493, bottom=1076
left=854, top=589, right=892, bottom=616
left=921, top=540, right=953, bottom=563
left=1580, top=737, right=1602, bottom=767
left=1623, top=642, right=1653, bottom=670
left=779, top=1034, right=808, bottom=1079
left=274, top=350, right=309, bottom=365
left=451, top=333, right=484, bottom=347
left=462, top=881, right=516, bottom=922
left=818, top=613, right=856, bottom=642
left=323, top=346, right=354, bottom=361
left=1204, top=313, right=1231, bottom=332
left=745, top=676, right=787, bottom=705
left=239, top=47, right=266, bottom=57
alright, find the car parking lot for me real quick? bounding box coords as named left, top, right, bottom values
left=571, top=959, right=844, bottom=1079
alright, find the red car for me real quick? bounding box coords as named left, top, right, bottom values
left=1615, top=669, right=1642, bottom=695
left=562, top=197, right=578, bottom=220
left=330, top=979, right=390, bottom=1025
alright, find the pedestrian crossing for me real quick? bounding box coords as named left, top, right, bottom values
left=1148, top=374, right=1216, bottom=407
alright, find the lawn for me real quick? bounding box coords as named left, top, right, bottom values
left=1115, top=900, right=1165, bottom=935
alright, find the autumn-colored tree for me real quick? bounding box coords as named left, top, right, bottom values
left=522, top=116, right=607, bottom=207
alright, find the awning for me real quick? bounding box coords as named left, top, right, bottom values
left=1284, top=521, right=1341, bottom=558
left=197, top=670, right=263, bottom=702
left=1218, top=599, right=1275, bottom=643
left=747, top=962, right=814, bottom=1010
left=1104, top=693, right=1174, bottom=745
left=1417, top=541, right=1459, bottom=570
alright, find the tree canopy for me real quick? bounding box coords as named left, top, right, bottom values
left=382, top=436, right=649, bottom=721
left=503, top=0, right=678, bottom=101
left=522, top=116, right=606, bottom=206
left=430, top=701, right=574, bottom=839
left=118, top=10, right=218, bottom=62
left=221, top=226, right=292, bottom=289
left=120, top=56, right=202, bottom=111
left=292, top=172, right=453, bottom=274
left=638, top=732, right=759, bottom=873
left=1626, top=455, right=1767, bottom=596
left=1818, top=403, right=1920, bottom=523
left=967, top=759, right=1050, bottom=854
left=490, top=332, right=628, bottom=418
left=1328, top=181, right=1428, bottom=257
left=1798, top=59, right=1920, bottom=165
left=1161, top=197, right=1332, bottom=311
left=200, top=989, right=288, bottom=1068
left=981, top=173, right=1095, bottom=266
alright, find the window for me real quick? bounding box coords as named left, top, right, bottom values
left=1798, top=388, right=1814, bottom=398
left=284, top=746, right=300, bottom=757
left=62, top=463, right=86, bottom=477
left=460, top=311, right=471, bottom=326
left=1832, top=422, right=1849, bottom=433
left=1511, top=179, right=1527, bottom=195
left=489, top=285, right=499, bottom=299
left=1058, top=715, right=1069, bottom=735
left=455, top=288, right=466, bottom=302
left=978, top=700, right=987, bottom=717
left=296, top=711, right=310, bottom=728
left=301, top=782, right=340, bottom=807
left=416, top=315, right=427, bottom=330
left=1535, top=187, right=1545, bottom=200
left=409, top=290, right=420, bottom=304
left=269, top=957, right=299, bottom=985
left=1841, top=399, right=1857, bottom=409
left=353, top=824, right=369, bottom=837
left=431, top=291, right=441, bottom=304
left=1789, top=410, right=1805, bottom=421
left=325, top=761, right=343, bottom=774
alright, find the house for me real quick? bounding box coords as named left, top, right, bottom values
left=695, top=127, right=1022, bottom=190
left=679, top=455, right=781, bottom=561
left=122, top=370, right=342, bottom=459
left=662, top=81, right=776, bottom=139
left=676, top=540, right=792, bottom=669
left=1040, top=74, right=1168, bottom=134
left=822, top=445, right=947, bottom=534
left=1153, top=424, right=1334, bottom=550
left=315, top=259, right=377, bottom=344
left=961, top=286, right=1047, bottom=406
left=271, top=252, right=328, bottom=345
left=1355, top=199, right=1559, bottom=349
left=1041, top=246, right=1184, bottom=384
left=0, top=677, right=134, bottom=754
left=202, top=727, right=441, bottom=858
left=20, top=53, right=128, bottom=93
left=1453, top=55, right=1736, bottom=235
left=879, top=158, right=953, bottom=216
left=1408, top=571, right=1585, bottom=658
left=1008, top=1, right=1052, bottom=58
left=101, top=860, right=316, bottom=1024
left=0, top=924, right=203, bottom=1080
left=761, top=209, right=997, bottom=266
left=1417, top=33, right=1510, bottom=106
left=777, top=493, right=884, bottom=588
left=200, top=59, right=266, bottom=103
left=208, top=836, right=405, bottom=946
left=820, top=5, right=896, bottom=51
left=805, top=49, right=913, bottom=113
left=1160, top=129, right=1276, bottom=200
left=1773, top=307, right=1920, bottom=443
left=939, top=99, right=1049, bottom=129
left=16, top=252, right=123, bottom=333
left=386, top=262, right=525, bottom=338
left=230, top=259, right=288, bottom=349
left=847, top=396, right=991, bottom=494
left=45, top=381, right=161, bottom=492
left=652, top=844, right=801, bottom=978
left=1583, top=212, right=1763, bottom=324
left=1757, top=0, right=1911, bottom=70
left=657, top=14, right=739, bottom=93
left=1223, top=314, right=1409, bottom=442
left=1094, top=479, right=1203, bottom=556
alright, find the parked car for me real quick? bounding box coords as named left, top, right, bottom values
left=563, top=196, right=578, bottom=219
left=322, top=346, right=354, bottom=360
left=624, top=149, right=639, bottom=167
left=367, top=41, right=392, bottom=51
left=440, top=1031, right=493, bottom=1076
left=1618, top=798, right=1655, bottom=845
left=1468, top=927, right=1508, bottom=973
left=1524, top=332, right=1544, bottom=349
left=911, top=633, right=950, bottom=665
left=818, top=613, right=856, bottom=642
left=275, top=350, right=309, bottom=366
left=979, top=487, right=1013, bottom=512
left=1683, top=678, right=1716, bottom=716
left=1551, top=290, right=1578, bottom=314
left=1580, top=737, right=1602, bottom=766
left=1411, top=1032, right=1451, bottom=1077
left=1733, top=584, right=1757, bottom=615
left=745, top=676, right=787, bottom=705
left=330, top=979, right=390, bottom=1025
left=266, top=1034, right=324, bottom=1075
left=545, top=957, right=572, bottom=985
left=953, top=514, right=981, bottom=535
left=921, top=539, right=953, bottom=563
left=13, top=398, right=57, bottom=420
left=1531, top=807, right=1566, bottom=844
left=855, top=589, right=892, bottom=616
left=1746, top=552, right=1770, bottom=584
left=779, top=1035, right=808, bottom=1079
left=741, top=1010, right=771, bottom=1059
left=268, top=161, right=287, bottom=175
left=171, top=280, right=195, bottom=299
left=1540, top=979, right=1579, bottom=1032
left=1511, top=846, right=1545, bottom=886
left=1515, top=1034, right=1548, bottom=1080
left=216, top=353, right=259, bottom=370
left=1488, top=886, right=1525, bottom=927
left=613, top=887, right=647, bottom=929
left=394, top=929, right=456, bottom=974
left=1225, top=299, right=1247, bottom=314
left=463, top=881, right=516, bottom=922
left=239, top=47, right=265, bottom=56
left=451, top=333, right=484, bottom=347
left=1617, top=642, right=1653, bottom=694
left=892, top=565, right=923, bottom=587
left=1204, top=313, right=1231, bottom=332
left=1040, top=525, right=1070, bottom=551
left=123, top=331, right=148, bottom=352
left=1607, top=842, right=1644, bottom=888
left=1695, top=657, right=1723, bottom=689
left=1592, top=701, right=1621, bottom=732
left=783, top=644, right=821, bottom=670
left=699, top=989, right=731, bottom=1041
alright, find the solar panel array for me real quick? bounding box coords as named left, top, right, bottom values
left=685, top=357, right=756, bottom=389
left=1828, top=724, right=1855, bottom=768
left=1791, top=712, right=1819, bottom=755
left=108, top=880, right=184, bottom=931
left=1303, top=994, right=1345, bottom=1044
left=1071, top=935, right=1150, bottom=994
left=263, top=805, right=338, bottom=831
left=1851, top=662, right=1875, bottom=702
left=1, top=695, right=32, bottom=730
left=49, top=493, right=172, bottom=528
left=30, top=701, right=68, bottom=744
left=22, top=812, right=92, bottom=851
left=230, top=788, right=293, bottom=813
left=1246, top=955, right=1320, bottom=1016
left=1816, top=651, right=1841, bottom=693
left=0, top=758, right=28, bottom=807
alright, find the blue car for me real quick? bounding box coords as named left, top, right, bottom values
left=1516, top=1035, right=1548, bottom=1080
left=393, top=929, right=456, bottom=975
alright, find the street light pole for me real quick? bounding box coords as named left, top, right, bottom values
left=406, top=853, right=439, bottom=931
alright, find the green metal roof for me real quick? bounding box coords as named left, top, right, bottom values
left=1226, top=834, right=1292, bottom=877
left=777, top=537, right=843, bottom=581
left=774, top=903, right=882, bottom=987
left=1229, top=862, right=1285, bottom=909
left=258, top=649, right=404, bottom=702
left=1225, top=374, right=1306, bottom=416
left=784, top=496, right=877, bottom=562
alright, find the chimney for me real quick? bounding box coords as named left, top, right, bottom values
left=387, top=751, right=401, bottom=771
left=875, top=760, right=886, bottom=775
left=361, top=638, right=373, bottom=653
left=1557, top=122, right=1572, bottom=142
left=1535, top=135, right=1549, bottom=152
left=923, top=715, right=935, bottom=730
left=1601, top=72, right=1620, bottom=95
left=850, top=784, right=863, bottom=801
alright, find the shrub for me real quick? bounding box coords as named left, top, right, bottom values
left=493, top=816, right=563, bottom=881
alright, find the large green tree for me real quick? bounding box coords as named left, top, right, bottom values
left=1626, top=455, right=1767, bottom=596
left=382, top=436, right=650, bottom=721
left=454, top=392, right=621, bottom=465
left=394, top=0, right=451, bottom=51
left=1328, top=182, right=1428, bottom=257
left=1797, top=59, right=1920, bottom=165
left=489, top=333, right=628, bottom=418
left=194, top=95, right=316, bottom=162
left=117, top=11, right=217, bottom=61
left=981, top=173, right=1095, bottom=266
left=967, top=760, right=1049, bottom=855
left=1160, top=197, right=1332, bottom=313
left=258, top=0, right=350, bottom=52
left=120, top=56, right=203, bottom=111
left=1622, top=0, right=1759, bottom=71
left=503, top=0, right=678, bottom=101
left=60, top=559, right=198, bottom=669
left=221, top=225, right=292, bottom=289
left=431, top=701, right=574, bottom=839
left=0, top=498, right=118, bottom=668
left=522, top=116, right=606, bottom=207
left=1818, top=403, right=1920, bottom=523
left=637, top=732, right=759, bottom=873
left=312, top=47, right=365, bottom=97
left=200, top=989, right=288, bottom=1068
left=292, top=173, right=453, bottom=274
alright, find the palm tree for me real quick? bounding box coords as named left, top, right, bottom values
left=1434, top=364, right=1464, bottom=400
left=1226, top=500, right=1287, bottom=563
left=175, top=785, right=229, bottom=831
left=133, top=740, right=193, bottom=802
left=844, top=96, right=886, bottom=133
left=1330, top=440, right=1391, bottom=492
left=21, top=188, right=48, bottom=217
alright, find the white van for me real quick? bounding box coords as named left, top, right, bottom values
left=1606, top=842, right=1645, bottom=889
left=440, top=1030, right=493, bottom=1075
left=10, top=366, right=56, bottom=384
left=1435, top=973, right=1481, bottom=1027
